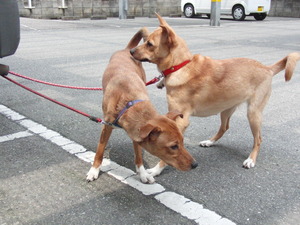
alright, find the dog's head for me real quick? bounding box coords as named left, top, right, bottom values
left=130, top=13, right=191, bottom=69
left=136, top=112, right=197, bottom=171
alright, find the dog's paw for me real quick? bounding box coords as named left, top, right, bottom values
left=147, top=163, right=165, bottom=177
left=140, top=172, right=155, bottom=184
left=136, top=165, right=155, bottom=184
left=86, top=166, right=101, bottom=182
left=199, top=140, right=215, bottom=147
left=243, top=158, right=255, bottom=169
left=156, top=79, right=165, bottom=89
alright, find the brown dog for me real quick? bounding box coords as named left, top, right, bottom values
left=86, top=28, right=197, bottom=183
left=130, top=14, right=300, bottom=173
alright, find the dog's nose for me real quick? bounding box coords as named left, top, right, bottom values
left=191, top=162, right=198, bottom=169
left=130, top=48, right=135, bottom=55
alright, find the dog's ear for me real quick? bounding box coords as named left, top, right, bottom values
left=166, top=111, right=184, bottom=121
left=161, top=26, right=177, bottom=46
left=156, top=13, right=177, bottom=46
left=156, top=12, right=168, bottom=26
left=141, top=27, right=149, bottom=42
left=139, top=123, right=162, bottom=142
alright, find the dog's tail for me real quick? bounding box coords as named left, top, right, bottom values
left=126, top=27, right=148, bottom=49
left=269, top=52, right=300, bottom=81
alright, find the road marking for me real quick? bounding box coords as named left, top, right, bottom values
left=0, top=104, right=236, bottom=225
left=21, top=24, right=39, bottom=31
left=0, top=130, right=33, bottom=143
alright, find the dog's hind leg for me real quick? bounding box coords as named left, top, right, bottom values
left=200, top=106, right=237, bottom=147
left=133, top=142, right=155, bottom=183
left=86, top=125, right=113, bottom=181
left=243, top=88, right=271, bottom=168
left=243, top=109, right=263, bottom=168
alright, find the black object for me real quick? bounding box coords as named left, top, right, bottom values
left=0, top=64, right=9, bottom=76
left=0, top=0, right=20, bottom=58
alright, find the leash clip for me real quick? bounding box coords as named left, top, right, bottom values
left=0, top=64, right=9, bottom=76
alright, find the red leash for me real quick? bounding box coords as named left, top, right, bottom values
left=8, top=71, right=103, bottom=90
left=1, top=74, right=103, bottom=124
left=8, top=71, right=162, bottom=89
left=1, top=70, right=163, bottom=124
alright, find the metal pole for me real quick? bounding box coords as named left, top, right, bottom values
left=210, top=0, right=221, bottom=26
left=61, top=0, right=65, bottom=8
left=119, top=0, right=128, bottom=19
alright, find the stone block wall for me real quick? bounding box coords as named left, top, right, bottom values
left=18, top=0, right=180, bottom=19
left=17, top=0, right=300, bottom=19
left=269, top=0, right=300, bottom=17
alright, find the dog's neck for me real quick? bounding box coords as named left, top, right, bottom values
left=117, top=100, right=158, bottom=140
left=158, top=49, right=193, bottom=73
left=161, top=60, right=191, bottom=77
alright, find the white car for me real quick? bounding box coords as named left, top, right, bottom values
left=181, top=0, right=271, bottom=21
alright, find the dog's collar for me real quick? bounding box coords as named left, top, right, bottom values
left=112, top=100, right=144, bottom=128
left=161, top=60, right=191, bottom=77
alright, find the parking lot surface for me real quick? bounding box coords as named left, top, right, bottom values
left=1, top=16, right=300, bottom=225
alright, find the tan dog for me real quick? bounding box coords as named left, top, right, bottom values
left=130, top=14, right=300, bottom=174
left=86, top=28, right=197, bottom=184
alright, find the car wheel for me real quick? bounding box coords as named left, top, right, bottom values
left=253, top=13, right=267, bottom=21
left=184, top=4, right=195, bottom=18
left=232, top=5, right=246, bottom=21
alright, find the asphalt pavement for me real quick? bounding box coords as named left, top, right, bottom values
left=1, top=16, right=300, bottom=225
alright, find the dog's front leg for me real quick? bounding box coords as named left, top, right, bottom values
left=133, top=142, right=155, bottom=184
left=147, top=160, right=167, bottom=177
left=86, top=125, right=113, bottom=182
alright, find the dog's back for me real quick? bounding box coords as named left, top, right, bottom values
left=103, top=28, right=147, bottom=88
left=102, top=28, right=149, bottom=120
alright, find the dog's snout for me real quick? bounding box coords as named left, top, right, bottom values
left=191, top=162, right=198, bottom=169
left=130, top=48, right=135, bottom=56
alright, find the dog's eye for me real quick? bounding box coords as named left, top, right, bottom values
left=170, top=145, right=178, bottom=150
left=147, top=41, right=153, bottom=47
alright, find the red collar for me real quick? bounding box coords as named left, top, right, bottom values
left=161, top=60, right=191, bottom=77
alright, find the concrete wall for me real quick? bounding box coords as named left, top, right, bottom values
left=18, top=0, right=300, bottom=19
left=18, top=0, right=180, bottom=19
left=269, top=0, right=300, bottom=17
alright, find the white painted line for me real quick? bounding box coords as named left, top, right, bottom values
left=0, top=105, right=25, bottom=121
left=0, top=131, right=33, bottom=143
left=107, top=163, right=136, bottom=181
left=39, top=130, right=61, bottom=139
left=75, top=151, right=96, bottom=163
left=124, top=175, right=166, bottom=196
left=49, top=135, right=73, bottom=146
left=61, top=143, right=87, bottom=154
left=21, top=24, right=39, bottom=31
left=0, top=104, right=236, bottom=225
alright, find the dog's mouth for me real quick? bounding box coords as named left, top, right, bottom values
left=140, top=58, right=150, bottom=62
left=130, top=56, right=150, bottom=64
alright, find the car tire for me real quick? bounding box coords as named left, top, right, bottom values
left=253, top=13, right=267, bottom=21
left=184, top=4, right=195, bottom=18
left=232, top=5, right=246, bottom=21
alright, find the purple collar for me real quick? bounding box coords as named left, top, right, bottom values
left=112, top=100, right=144, bottom=128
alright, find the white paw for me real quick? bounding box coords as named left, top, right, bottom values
left=199, top=140, right=215, bottom=147
left=146, top=163, right=165, bottom=177
left=86, top=166, right=101, bottom=182
left=136, top=165, right=155, bottom=184
left=156, top=79, right=165, bottom=89
left=243, top=158, right=255, bottom=169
